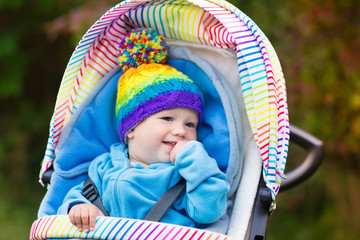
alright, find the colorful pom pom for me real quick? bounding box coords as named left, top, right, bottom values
left=118, top=28, right=168, bottom=71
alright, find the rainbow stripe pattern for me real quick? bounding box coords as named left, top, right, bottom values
left=39, top=0, right=289, bottom=211
left=30, top=216, right=234, bottom=240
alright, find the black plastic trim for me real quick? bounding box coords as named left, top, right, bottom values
left=249, top=175, right=272, bottom=240
left=42, top=166, right=54, bottom=185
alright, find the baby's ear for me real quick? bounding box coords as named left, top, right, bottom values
left=127, top=129, right=134, bottom=139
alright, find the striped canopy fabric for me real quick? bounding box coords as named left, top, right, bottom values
left=40, top=0, right=289, bottom=210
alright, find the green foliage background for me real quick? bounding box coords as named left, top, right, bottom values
left=0, top=0, right=359, bottom=239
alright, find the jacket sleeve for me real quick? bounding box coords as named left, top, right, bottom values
left=57, top=182, right=91, bottom=215
left=174, top=141, right=230, bottom=224
left=57, top=151, right=113, bottom=215
left=57, top=143, right=128, bottom=215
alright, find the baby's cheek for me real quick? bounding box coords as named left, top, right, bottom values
left=189, top=130, right=197, bottom=141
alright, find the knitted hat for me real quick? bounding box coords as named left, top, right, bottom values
left=116, top=28, right=204, bottom=143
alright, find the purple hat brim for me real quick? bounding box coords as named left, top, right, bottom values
left=119, top=90, right=203, bottom=142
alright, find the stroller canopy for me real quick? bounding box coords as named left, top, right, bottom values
left=40, top=0, right=289, bottom=210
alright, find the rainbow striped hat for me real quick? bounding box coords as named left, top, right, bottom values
left=116, top=28, right=204, bottom=143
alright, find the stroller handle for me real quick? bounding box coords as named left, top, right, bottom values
left=280, top=124, right=324, bottom=191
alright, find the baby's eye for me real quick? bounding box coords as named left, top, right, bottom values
left=185, top=122, right=196, bottom=128
left=162, top=117, right=173, bottom=121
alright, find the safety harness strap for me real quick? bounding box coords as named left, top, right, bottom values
left=145, top=178, right=186, bottom=222
left=82, top=178, right=109, bottom=216
left=82, top=177, right=186, bottom=221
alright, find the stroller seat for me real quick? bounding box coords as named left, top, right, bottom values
left=31, top=1, right=292, bottom=239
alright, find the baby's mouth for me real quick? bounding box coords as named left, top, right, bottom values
left=163, top=141, right=177, bottom=149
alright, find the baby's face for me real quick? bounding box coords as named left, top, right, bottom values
left=127, top=107, right=199, bottom=167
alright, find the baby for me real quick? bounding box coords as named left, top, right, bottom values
left=57, top=28, right=229, bottom=233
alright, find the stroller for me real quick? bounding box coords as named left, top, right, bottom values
left=30, top=0, right=323, bottom=239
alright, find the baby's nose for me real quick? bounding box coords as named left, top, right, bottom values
left=172, top=123, right=186, bottom=136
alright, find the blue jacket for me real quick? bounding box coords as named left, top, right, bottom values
left=58, top=141, right=229, bottom=228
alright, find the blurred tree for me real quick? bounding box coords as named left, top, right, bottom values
left=0, top=1, right=90, bottom=238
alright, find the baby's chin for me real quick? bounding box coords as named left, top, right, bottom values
left=138, top=158, right=172, bottom=167
left=156, top=158, right=172, bottom=164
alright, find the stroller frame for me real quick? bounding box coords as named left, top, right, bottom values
left=31, top=1, right=324, bottom=239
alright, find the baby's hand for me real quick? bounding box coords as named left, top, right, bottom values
left=69, top=203, right=104, bottom=233
left=170, top=140, right=190, bottom=163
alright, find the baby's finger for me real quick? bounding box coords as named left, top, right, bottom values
left=170, top=150, right=176, bottom=163
left=81, top=209, right=90, bottom=233
left=97, top=208, right=105, bottom=216
left=68, top=208, right=76, bottom=227
left=89, top=206, right=98, bottom=231
left=71, top=207, right=83, bottom=232
left=170, top=140, right=189, bottom=163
